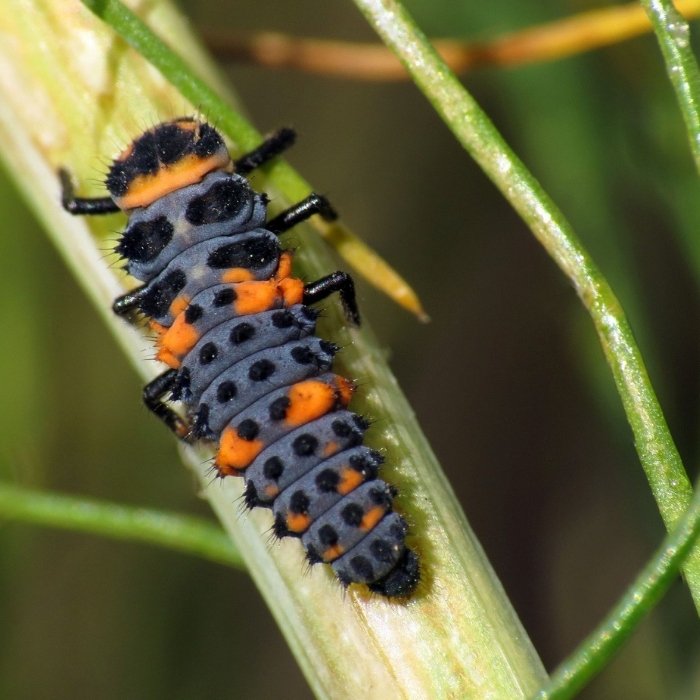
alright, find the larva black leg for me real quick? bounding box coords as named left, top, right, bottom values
left=112, top=285, right=148, bottom=317
left=266, top=193, right=338, bottom=235
left=304, top=271, right=360, bottom=325
left=143, top=370, right=192, bottom=442
left=58, top=168, right=120, bottom=215
left=234, top=128, right=297, bottom=176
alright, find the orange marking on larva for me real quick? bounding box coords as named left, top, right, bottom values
left=322, top=544, right=345, bottom=562
left=264, top=484, right=280, bottom=499
left=337, top=466, right=364, bottom=495
left=169, top=294, right=190, bottom=318
left=157, top=316, right=200, bottom=367
left=274, top=251, right=294, bottom=280
left=215, top=427, right=264, bottom=475
left=361, top=506, right=386, bottom=532
left=286, top=512, right=311, bottom=534
left=117, top=152, right=230, bottom=210
left=149, top=319, right=169, bottom=339
left=333, top=375, right=355, bottom=407
left=323, top=441, right=340, bottom=457
left=279, top=277, right=304, bottom=306
left=157, top=348, right=182, bottom=370
left=285, top=380, right=336, bottom=427
left=234, top=280, right=278, bottom=315
left=221, top=267, right=255, bottom=284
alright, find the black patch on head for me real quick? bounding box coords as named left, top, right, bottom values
left=351, top=556, right=375, bottom=582
left=268, top=396, right=290, bottom=421
left=341, top=503, right=364, bottom=527
left=157, top=122, right=196, bottom=164
left=213, top=287, right=237, bottom=307
left=216, top=380, right=237, bottom=403
left=140, top=269, right=186, bottom=318
left=290, top=346, right=315, bottom=364
left=332, top=420, right=352, bottom=438
left=271, top=310, right=295, bottom=328
left=289, top=491, right=310, bottom=514
left=249, top=359, right=275, bottom=381
left=185, top=179, right=250, bottom=226
left=368, top=549, right=420, bottom=598
left=263, top=456, right=284, bottom=480
left=370, top=538, right=395, bottom=564
left=192, top=122, right=225, bottom=157
left=206, top=236, right=278, bottom=270
left=199, top=342, right=218, bottom=365
left=315, top=469, right=340, bottom=493
left=237, top=419, right=259, bottom=441
left=292, top=434, right=318, bottom=457
left=184, top=304, right=203, bottom=324
left=318, top=524, right=338, bottom=547
left=230, top=322, right=255, bottom=344
left=117, top=216, right=174, bottom=263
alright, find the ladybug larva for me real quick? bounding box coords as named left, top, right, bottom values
left=60, top=118, right=419, bottom=597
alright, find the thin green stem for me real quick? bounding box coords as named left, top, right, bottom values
left=641, top=0, right=700, bottom=172
left=0, top=482, right=243, bottom=568
left=353, top=0, right=700, bottom=612
left=534, top=479, right=700, bottom=699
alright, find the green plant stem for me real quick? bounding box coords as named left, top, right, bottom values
left=353, top=0, right=700, bottom=612
left=0, top=482, right=242, bottom=568
left=534, top=479, right=700, bottom=699
left=641, top=0, right=700, bottom=172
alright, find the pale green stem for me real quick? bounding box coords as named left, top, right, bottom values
left=353, top=0, right=700, bottom=613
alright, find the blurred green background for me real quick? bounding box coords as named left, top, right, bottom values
left=1, top=1, right=699, bottom=697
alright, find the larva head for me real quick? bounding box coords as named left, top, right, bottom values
left=106, top=119, right=231, bottom=210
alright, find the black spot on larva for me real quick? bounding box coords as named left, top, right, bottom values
left=271, top=310, right=294, bottom=328
left=318, top=524, right=338, bottom=546
left=341, top=503, right=364, bottom=527
left=305, top=544, right=323, bottom=565
left=237, top=419, right=260, bottom=441
left=185, top=179, right=250, bottom=226
left=244, top=481, right=263, bottom=509
left=315, top=469, right=339, bottom=493
left=213, top=287, right=236, bottom=307
left=353, top=415, right=371, bottom=431
left=319, top=340, right=339, bottom=356
left=117, top=216, right=174, bottom=263
left=390, top=520, right=408, bottom=540
left=207, top=236, right=278, bottom=271
left=230, top=322, right=255, bottom=344
left=184, top=304, right=203, bottom=324
left=290, top=346, right=315, bottom=364
left=263, top=456, right=284, bottom=480
left=268, top=396, right=290, bottom=421
left=249, top=359, right=275, bottom=381
left=140, top=269, right=186, bottom=318
left=170, top=367, right=190, bottom=401
left=216, top=380, right=237, bottom=403
left=191, top=404, right=210, bottom=439
left=350, top=556, right=374, bottom=581
left=332, top=420, right=352, bottom=438
left=199, top=342, right=218, bottom=365
left=157, top=123, right=196, bottom=164
left=370, top=538, right=395, bottom=563
left=292, top=434, right=318, bottom=457
left=370, top=486, right=391, bottom=507
left=107, top=131, right=160, bottom=197
left=302, top=306, right=319, bottom=322
left=289, top=491, right=310, bottom=514
left=273, top=513, right=290, bottom=539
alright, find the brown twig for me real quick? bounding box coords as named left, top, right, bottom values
left=203, top=0, right=700, bottom=80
